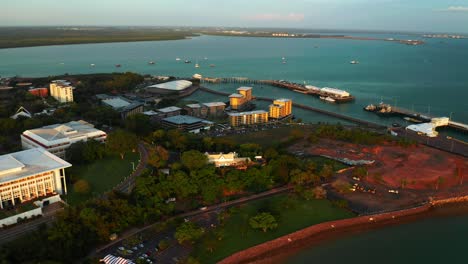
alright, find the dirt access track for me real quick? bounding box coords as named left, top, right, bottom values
left=290, top=139, right=467, bottom=191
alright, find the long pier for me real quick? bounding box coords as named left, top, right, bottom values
left=198, top=86, right=384, bottom=129
left=201, top=77, right=355, bottom=102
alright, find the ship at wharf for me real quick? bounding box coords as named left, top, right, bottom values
left=201, top=77, right=355, bottom=103
left=364, top=102, right=468, bottom=133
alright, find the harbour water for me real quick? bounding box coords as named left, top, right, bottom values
left=1, top=35, right=466, bottom=128
left=1, top=34, right=467, bottom=261
left=286, top=213, right=468, bottom=264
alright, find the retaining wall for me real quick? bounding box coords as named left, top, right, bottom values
left=219, top=204, right=431, bottom=264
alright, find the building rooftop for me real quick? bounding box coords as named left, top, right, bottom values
left=102, top=97, right=131, bottom=109
left=275, top=98, right=291, bottom=103
left=237, top=87, right=253, bottom=91
left=163, top=115, right=213, bottom=125
left=0, top=148, right=71, bottom=184
left=23, top=120, right=104, bottom=142
left=229, top=93, right=244, bottom=98
left=186, top=103, right=201, bottom=108
left=157, top=106, right=182, bottom=113
left=203, top=102, right=226, bottom=107
left=143, top=110, right=159, bottom=116
left=228, top=110, right=268, bottom=116
left=147, top=80, right=193, bottom=91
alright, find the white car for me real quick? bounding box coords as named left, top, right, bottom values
left=118, top=246, right=125, bottom=251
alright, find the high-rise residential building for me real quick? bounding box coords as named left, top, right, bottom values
left=229, top=87, right=253, bottom=110
left=228, top=110, right=269, bottom=127
left=269, top=98, right=292, bottom=119
left=49, top=80, right=74, bottom=103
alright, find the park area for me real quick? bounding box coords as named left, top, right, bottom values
left=65, top=153, right=139, bottom=205
left=192, top=193, right=355, bottom=263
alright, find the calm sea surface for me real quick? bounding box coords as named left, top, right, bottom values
left=1, top=35, right=466, bottom=129
left=286, top=214, right=468, bottom=264
left=1, top=34, right=467, bottom=261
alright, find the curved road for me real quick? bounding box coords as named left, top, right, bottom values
left=93, top=185, right=294, bottom=256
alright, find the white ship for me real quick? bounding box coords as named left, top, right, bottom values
left=320, top=96, right=336, bottom=103
left=350, top=60, right=359, bottom=64
left=176, top=58, right=181, bottom=61
left=195, top=63, right=200, bottom=68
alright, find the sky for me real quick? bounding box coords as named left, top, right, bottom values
left=3, top=0, right=468, bottom=33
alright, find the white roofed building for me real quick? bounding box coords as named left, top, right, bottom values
left=21, top=120, right=107, bottom=159
left=205, top=152, right=250, bottom=167
left=320, top=87, right=350, bottom=98
left=0, top=148, right=71, bottom=208
left=146, top=80, right=193, bottom=95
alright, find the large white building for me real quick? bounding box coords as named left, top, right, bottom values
left=145, top=80, right=193, bottom=95
left=0, top=148, right=71, bottom=209
left=21, top=120, right=107, bottom=159
left=50, top=80, right=74, bottom=103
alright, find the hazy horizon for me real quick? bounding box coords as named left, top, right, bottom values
left=4, top=0, right=468, bottom=34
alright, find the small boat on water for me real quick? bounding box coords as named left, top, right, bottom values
left=350, top=60, right=359, bottom=64
left=185, top=60, right=191, bottom=64
left=148, top=61, right=155, bottom=65
left=404, top=117, right=423, bottom=123
left=320, top=96, right=336, bottom=103
left=209, top=64, right=216, bottom=68
left=115, top=64, right=121, bottom=68
left=176, top=58, right=181, bottom=61
left=195, top=63, right=200, bottom=68
left=90, top=64, right=95, bottom=67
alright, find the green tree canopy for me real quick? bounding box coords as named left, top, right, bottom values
left=175, top=222, right=204, bottom=244
left=249, top=212, right=278, bottom=232
left=181, top=150, right=208, bottom=171
left=106, top=129, right=138, bottom=159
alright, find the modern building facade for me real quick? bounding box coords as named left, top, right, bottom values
left=21, top=120, right=107, bottom=159
left=0, top=148, right=71, bottom=209
left=228, top=110, right=269, bottom=127
left=157, top=106, right=182, bottom=119
left=202, top=102, right=226, bottom=117
left=29, top=87, right=49, bottom=98
left=161, top=115, right=213, bottom=133
left=269, top=98, right=292, bottom=119
left=50, top=80, right=74, bottom=103
left=100, top=95, right=144, bottom=120
left=229, top=87, right=253, bottom=111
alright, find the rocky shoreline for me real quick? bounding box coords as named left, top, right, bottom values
left=219, top=195, right=468, bottom=264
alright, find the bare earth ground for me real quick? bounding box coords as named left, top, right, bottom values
left=289, top=139, right=468, bottom=213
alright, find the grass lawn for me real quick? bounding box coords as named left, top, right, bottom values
left=65, top=152, right=139, bottom=205
left=193, top=194, right=355, bottom=263
left=225, top=126, right=313, bottom=148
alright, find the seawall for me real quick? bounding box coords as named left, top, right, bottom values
left=218, top=204, right=431, bottom=264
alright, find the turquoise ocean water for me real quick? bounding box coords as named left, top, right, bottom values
left=0, top=35, right=467, bottom=125
left=1, top=34, right=467, bottom=262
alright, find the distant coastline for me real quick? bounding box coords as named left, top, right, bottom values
left=0, top=27, right=197, bottom=49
